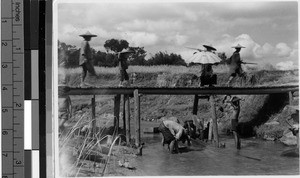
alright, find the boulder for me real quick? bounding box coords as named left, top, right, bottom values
left=280, top=130, right=298, bottom=146
left=263, top=134, right=275, bottom=141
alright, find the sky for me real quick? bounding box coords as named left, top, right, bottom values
left=56, top=0, right=299, bottom=69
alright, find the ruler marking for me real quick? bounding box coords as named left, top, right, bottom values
left=2, top=0, right=25, bottom=177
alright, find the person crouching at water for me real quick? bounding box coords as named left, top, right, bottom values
left=118, top=49, right=135, bottom=87
left=223, top=95, right=242, bottom=149
left=158, top=120, right=191, bottom=154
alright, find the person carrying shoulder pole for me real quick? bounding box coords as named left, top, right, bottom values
left=226, top=44, right=246, bottom=86
left=79, top=31, right=98, bottom=87
left=118, top=48, right=135, bottom=87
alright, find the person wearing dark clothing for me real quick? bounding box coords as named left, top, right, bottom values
left=200, top=45, right=218, bottom=87
left=200, top=64, right=217, bottom=86
left=79, top=31, right=97, bottom=87
left=118, top=49, right=134, bottom=86
left=226, top=44, right=246, bottom=86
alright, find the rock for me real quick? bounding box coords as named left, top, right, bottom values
left=263, top=135, right=275, bottom=141
left=280, top=148, right=299, bottom=157
left=280, top=131, right=298, bottom=146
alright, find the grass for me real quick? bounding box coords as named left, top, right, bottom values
left=59, top=110, right=135, bottom=177
left=58, top=64, right=260, bottom=76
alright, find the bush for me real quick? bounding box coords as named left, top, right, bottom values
left=255, top=124, right=285, bottom=140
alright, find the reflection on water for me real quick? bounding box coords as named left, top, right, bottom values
left=137, top=133, right=299, bottom=176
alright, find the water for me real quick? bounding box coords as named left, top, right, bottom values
left=136, top=133, right=299, bottom=176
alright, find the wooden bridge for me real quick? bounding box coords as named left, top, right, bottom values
left=60, top=85, right=299, bottom=148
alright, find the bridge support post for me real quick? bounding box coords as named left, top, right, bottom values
left=122, top=95, right=126, bottom=134
left=210, top=95, right=219, bottom=147
left=289, top=91, right=293, bottom=105
left=114, top=94, right=121, bottom=135
left=125, top=95, right=131, bottom=144
left=91, top=95, right=96, bottom=138
left=193, top=95, right=198, bottom=115
left=134, top=89, right=141, bottom=147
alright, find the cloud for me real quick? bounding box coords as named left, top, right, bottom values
left=211, top=34, right=297, bottom=66
left=56, top=2, right=298, bottom=68
left=117, top=19, right=183, bottom=32
left=164, top=33, right=188, bottom=46
left=276, top=61, right=297, bottom=70
left=121, top=31, right=159, bottom=47
left=275, top=43, right=292, bottom=57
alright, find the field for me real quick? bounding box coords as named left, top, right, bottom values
left=58, top=65, right=299, bottom=176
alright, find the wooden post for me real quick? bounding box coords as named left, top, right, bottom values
left=289, top=91, right=293, bottom=105
left=134, top=89, right=141, bottom=147
left=210, top=95, right=219, bottom=147
left=208, top=119, right=213, bottom=141
left=91, top=95, right=96, bottom=137
left=193, top=95, right=198, bottom=115
left=122, top=94, right=126, bottom=133
left=114, top=94, right=121, bottom=135
left=125, top=95, right=131, bottom=144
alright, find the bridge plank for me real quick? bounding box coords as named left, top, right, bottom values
left=60, top=85, right=299, bottom=95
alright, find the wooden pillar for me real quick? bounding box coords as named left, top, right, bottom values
left=91, top=95, right=96, bottom=137
left=122, top=94, right=126, bottom=132
left=297, top=132, right=299, bottom=149
left=125, top=95, right=131, bottom=144
left=193, top=95, right=198, bottom=115
left=210, top=95, right=219, bottom=147
left=208, top=119, right=213, bottom=141
left=289, top=91, right=293, bottom=105
left=114, top=94, right=121, bottom=135
left=134, top=89, right=141, bottom=147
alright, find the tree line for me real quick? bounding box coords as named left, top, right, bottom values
left=58, top=39, right=227, bottom=68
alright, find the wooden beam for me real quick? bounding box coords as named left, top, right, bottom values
left=210, top=95, right=219, bottom=147
left=134, top=89, right=141, bottom=147
left=113, top=94, right=121, bottom=135
left=63, top=85, right=299, bottom=96
left=125, top=95, right=131, bottom=144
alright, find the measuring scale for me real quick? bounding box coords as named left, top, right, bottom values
left=1, top=0, right=24, bottom=177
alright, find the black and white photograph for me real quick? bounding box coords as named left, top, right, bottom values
left=53, top=0, right=299, bottom=177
